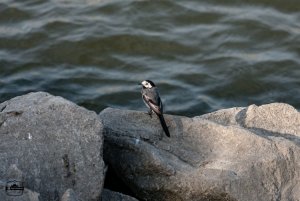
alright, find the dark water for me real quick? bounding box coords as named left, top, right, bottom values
left=0, top=0, right=300, bottom=117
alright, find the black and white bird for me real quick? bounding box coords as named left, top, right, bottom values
left=140, top=80, right=170, bottom=137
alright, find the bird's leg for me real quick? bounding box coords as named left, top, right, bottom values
left=147, top=109, right=153, bottom=118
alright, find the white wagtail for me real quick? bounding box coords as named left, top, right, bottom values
left=140, top=80, right=170, bottom=137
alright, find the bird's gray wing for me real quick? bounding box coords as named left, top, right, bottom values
left=142, top=94, right=162, bottom=115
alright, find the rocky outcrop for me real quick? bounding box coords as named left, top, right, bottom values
left=1, top=92, right=299, bottom=201
left=101, top=189, right=139, bottom=201
left=0, top=92, right=105, bottom=201
left=100, top=103, right=300, bottom=201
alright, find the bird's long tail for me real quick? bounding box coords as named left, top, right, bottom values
left=158, top=114, right=170, bottom=137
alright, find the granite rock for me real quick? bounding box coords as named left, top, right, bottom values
left=0, top=92, right=105, bottom=201
left=100, top=103, right=300, bottom=201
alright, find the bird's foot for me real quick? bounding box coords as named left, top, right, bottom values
left=146, top=110, right=153, bottom=118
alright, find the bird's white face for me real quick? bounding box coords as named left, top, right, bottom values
left=141, top=80, right=153, bottom=89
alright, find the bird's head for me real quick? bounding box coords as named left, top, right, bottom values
left=140, top=80, right=156, bottom=89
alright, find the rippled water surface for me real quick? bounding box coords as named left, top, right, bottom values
left=1, top=0, right=300, bottom=116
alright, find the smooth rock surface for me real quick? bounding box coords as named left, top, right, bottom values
left=0, top=92, right=105, bottom=201
left=101, top=189, right=139, bottom=201
left=100, top=103, right=300, bottom=201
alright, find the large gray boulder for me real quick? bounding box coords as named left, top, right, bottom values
left=100, top=103, right=300, bottom=201
left=0, top=92, right=105, bottom=201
